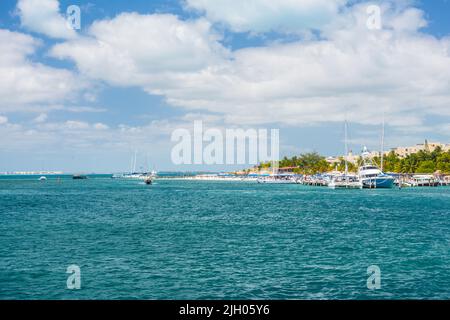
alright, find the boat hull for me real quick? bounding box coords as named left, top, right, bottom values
left=361, top=177, right=394, bottom=189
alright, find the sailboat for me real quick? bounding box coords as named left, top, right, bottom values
left=113, top=150, right=152, bottom=180
left=328, top=121, right=363, bottom=189
left=358, top=117, right=394, bottom=189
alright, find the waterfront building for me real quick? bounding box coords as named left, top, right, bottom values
left=391, top=140, right=450, bottom=158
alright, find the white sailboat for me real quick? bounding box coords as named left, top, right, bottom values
left=358, top=116, right=394, bottom=189
left=328, top=121, right=363, bottom=189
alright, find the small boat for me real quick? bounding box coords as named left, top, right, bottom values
left=328, top=175, right=363, bottom=189
left=410, top=175, right=439, bottom=187
left=257, top=174, right=300, bottom=184
left=144, top=176, right=153, bottom=185
left=38, top=176, right=47, bottom=181
left=73, top=174, right=88, bottom=180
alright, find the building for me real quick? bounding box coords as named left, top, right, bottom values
left=391, top=140, right=450, bottom=158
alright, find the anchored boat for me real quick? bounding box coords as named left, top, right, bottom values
left=328, top=174, right=363, bottom=189
left=257, top=173, right=300, bottom=184
left=358, top=147, right=394, bottom=189
left=73, top=174, right=88, bottom=180
left=328, top=120, right=363, bottom=189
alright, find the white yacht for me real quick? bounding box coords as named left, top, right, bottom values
left=358, top=147, right=394, bottom=189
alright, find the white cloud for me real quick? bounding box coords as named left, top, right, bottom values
left=65, top=120, right=89, bottom=129
left=45, top=2, right=450, bottom=133
left=16, top=0, right=77, bottom=39
left=0, top=116, right=8, bottom=125
left=0, top=29, right=81, bottom=113
left=0, top=118, right=185, bottom=162
left=51, top=13, right=228, bottom=86
left=93, top=123, right=109, bottom=130
left=185, top=0, right=348, bottom=33
left=387, top=8, right=427, bottom=32
left=33, top=113, right=48, bottom=123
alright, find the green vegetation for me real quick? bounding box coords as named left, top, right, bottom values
left=256, top=147, right=450, bottom=174
left=373, top=147, right=450, bottom=174
left=259, top=152, right=331, bottom=175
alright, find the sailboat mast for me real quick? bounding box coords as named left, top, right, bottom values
left=344, top=120, right=348, bottom=176
left=380, top=115, right=385, bottom=172
left=133, top=150, right=137, bottom=173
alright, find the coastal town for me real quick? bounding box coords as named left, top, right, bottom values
left=2, top=140, right=450, bottom=188
left=185, top=140, right=450, bottom=188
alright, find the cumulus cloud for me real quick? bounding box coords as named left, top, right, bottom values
left=16, top=0, right=77, bottom=39
left=0, top=116, right=8, bottom=125
left=93, top=123, right=109, bottom=130
left=65, top=120, right=89, bottom=129
left=0, top=29, right=81, bottom=112
left=33, top=113, right=48, bottom=123
left=48, top=2, right=450, bottom=130
left=0, top=118, right=185, bottom=163
left=51, top=13, right=228, bottom=86
left=184, top=0, right=348, bottom=33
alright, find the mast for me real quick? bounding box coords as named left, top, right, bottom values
left=380, top=114, right=385, bottom=172
left=133, top=150, right=137, bottom=173
left=344, top=120, right=349, bottom=176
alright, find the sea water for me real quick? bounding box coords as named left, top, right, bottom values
left=0, top=175, right=449, bottom=299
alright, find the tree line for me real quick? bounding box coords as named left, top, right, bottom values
left=255, top=147, right=450, bottom=174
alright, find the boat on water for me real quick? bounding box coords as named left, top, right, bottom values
left=358, top=147, right=394, bottom=189
left=112, top=151, right=158, bottom=182
left=38, top=176, right=47, bottom=181
left=328, top=120, right=363, bottom=189
left=328, top=174, right=363, bottom=189
left=409, top=175, right=439, bottom=187
left=257, top=173, right=300, bottom=184
left=73, top=174, right=88, bottom=180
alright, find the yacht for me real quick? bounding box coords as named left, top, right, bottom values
left=358, top=147, right=394, bottom=189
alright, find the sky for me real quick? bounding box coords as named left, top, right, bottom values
left=0, top=0, right=449, bottom=173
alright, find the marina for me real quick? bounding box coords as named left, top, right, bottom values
left=155, top=171, right=450, bottom=189
left=1, top=0, right=449, bottom=304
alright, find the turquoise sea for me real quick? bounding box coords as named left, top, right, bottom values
left=0, top=175, right=449, bottom=299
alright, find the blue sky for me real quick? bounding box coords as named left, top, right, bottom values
left=0, top=0, right=449, bottom=172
